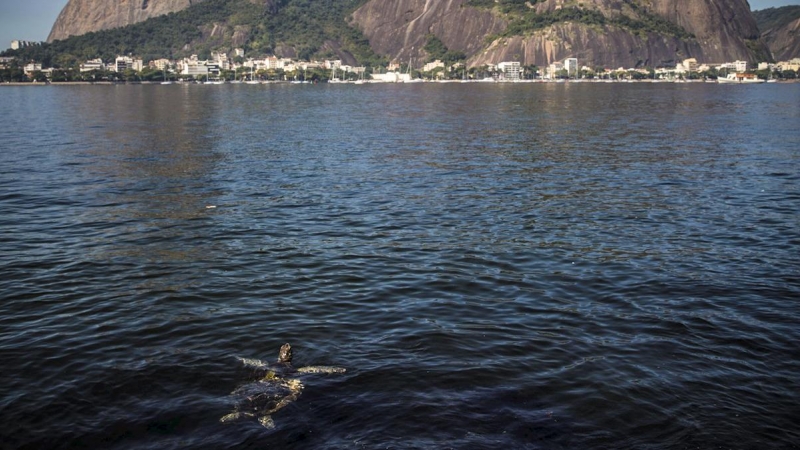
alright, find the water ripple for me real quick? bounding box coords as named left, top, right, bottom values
left=1, top=84, right=799, bottom=449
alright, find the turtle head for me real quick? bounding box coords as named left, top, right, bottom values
left=278, top=343, right=293, bottom=363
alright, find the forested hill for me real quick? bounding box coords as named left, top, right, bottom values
left=3, top=0, right=381, bottom=68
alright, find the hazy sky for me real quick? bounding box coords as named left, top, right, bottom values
left=2, top=0, right=800, bottom=51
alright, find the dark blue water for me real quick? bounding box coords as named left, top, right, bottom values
left=1, top=82, right=799, bottom=449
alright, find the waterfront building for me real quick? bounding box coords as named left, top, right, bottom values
left=80, top=58, right=106, bottom=72
left=23, top=62, right=42, bottom=74
left=777, top=60, right=800, bottom=72
left=564, top=58, right=578, bottom=78
left=423, top=60, right=445, bottom=72
left=211, top=52, right=230, bottom=70
left=181, top=61, right=213, bottom=77
left=371, top=71, right=411, bottom=82
left=498, top=61, right=521, bottom=81
left=675, top=58, right=698, bottom=74
left=179, top=55, right=220, bottom=78
left=300, top=62, right=322, bottom=71
left=151, top=59, right=171, bottom=71
left=260, top=56, right=279, bottom=70
left=325, top=60, right=343, bottom=70
left=115, top=56, right=143, bottom=72
left=547, top=61, right=564, bottom=79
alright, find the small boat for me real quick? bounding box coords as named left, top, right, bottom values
left=246, top=66, right=260, bottom=84
left=717, top=73, right=764, bottom=84
left=161, top=68, right=173, bottom=84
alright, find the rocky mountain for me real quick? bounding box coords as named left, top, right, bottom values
left=754, top=6, right=800, bottom=61
left=48, top=0, right=204, bottom=42
left=43, top=0, right=775, bottom=68
left=350, top=0, right=765, bottom=68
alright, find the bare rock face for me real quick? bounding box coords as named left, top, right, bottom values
left=762, top=17, right=800, bottom=61
left=48, top=0, right=203, bottom=42
left=473, top=25, right=706, bottom=69
left=351, top=0, right=765, bottom=67
left=349, top=0, right=507, bottom=63
left=649, top=0, right=761, bottom=60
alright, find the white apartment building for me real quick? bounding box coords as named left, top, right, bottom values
left=423, top=60, right=445, bottom=72
left=264, top=56, right=281, bottom=70
left=23, top=62, right=42, bottom=74
left=211, top=52, right=230, bottom=70
left=547, top=61, right=564, bottom=79
left=179, top=55, right=220, bottom=77
left=675, top=58, right=698, bottom=73
left=498, top=61, right=521, bottom=81
left=11, top=40, right=38, bottom=50
left=325, top=60, right=343, bottom=70
left=777, top=59, right=800, bottom=72
left=564, top=58, right=578, bottom=77
left=115, top=56, right=143, bottom=72
left=151, top=59, right=171, bottom=71
left=80, top=58, right=106, bottom=72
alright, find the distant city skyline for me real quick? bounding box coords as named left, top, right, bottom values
left=2, top=0, right=800, bottom=52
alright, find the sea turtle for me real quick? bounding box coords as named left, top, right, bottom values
left=220, top=343, right=346, bottom=429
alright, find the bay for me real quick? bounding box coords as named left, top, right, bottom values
left=1, top=82, right=799, bottom=449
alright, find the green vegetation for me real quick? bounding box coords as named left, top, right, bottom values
left=1, top=0, right=385, bottom=69
left=467, top=0, right=694, bottom=39
left=745, top=38, right=773, bottom=63
left=752, top=5, right=800, bottom=33
left=466, top=0, right=545, bottom=14
left=423, top=35, right=466, bottom=64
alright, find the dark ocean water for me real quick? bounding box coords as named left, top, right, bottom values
left=1, top=82, right=799, bottom=449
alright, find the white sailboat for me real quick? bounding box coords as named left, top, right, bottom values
left=160, top=68, right=173, bottom=85
left=329, top=66, right=343, bottom=83
left=246, top=65, right=260, bottom=84
left=404, top=59, right=423, bottom=83
left=354, top=70, right=366, bottom=84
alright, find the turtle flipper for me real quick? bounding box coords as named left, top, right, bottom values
left=220, top=411, right=254, bottom=423
left=258, top=415, right=275, bottom=429
left=237, top=357, right=269, bottom=369
left=296, top=366, right=346, bottom=374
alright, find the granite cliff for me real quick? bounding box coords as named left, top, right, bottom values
left=764, top=16, right=800, bottom=61
left=754, top=6, right=800, bottom=61
left=48, top=0, right=203, bottom=42
left=46, top=0, right=774, bottom=68
left=350, top=0, right=766, bottom=67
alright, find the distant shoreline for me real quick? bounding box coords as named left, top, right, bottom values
left=3, top=79, right=799, bottom=86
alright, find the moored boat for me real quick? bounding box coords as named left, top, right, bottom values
left=717, top=73, right=764, bottom=84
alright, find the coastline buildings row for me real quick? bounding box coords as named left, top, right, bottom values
left=72, top=52, right=368, bottom=78
left=4, top=37, right=800, bottom=79
left=5, top=45, right=799, bottom=82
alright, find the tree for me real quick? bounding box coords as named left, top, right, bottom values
left=122, top=68, right=138, bottom=81
left=30, top=71, right=48, bottom=82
